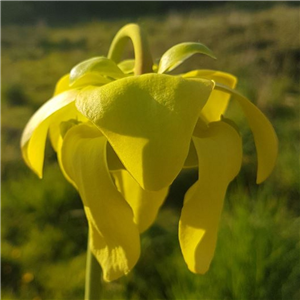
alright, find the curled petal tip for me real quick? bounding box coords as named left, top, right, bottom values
left=214, top=83, right=278, bottom=184
left=158, top=42, right=216, bottom=74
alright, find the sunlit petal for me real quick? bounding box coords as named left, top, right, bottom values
left=183, top=70, right=237, bottom=122
left=179, top=121, right=242, bottom=274
left=70, top=56, right=126, bottom=84
left=53, top=74, right=70, bottom=96
left=158, top=43, right=216, bottom=74
left=60, top=123, right=140, bottom=282
left=113, top=170, right=169, bottom=233
left=56, top=119, right=91, bottom=189
left=21, top=90, right=79, bottom=177
left=215, top=83, right=278, bottom=183
left=54, top=73, right=111, bottom=97
left=76, top=73, right=214, bottom=191
left=72, top=72, right=112, bottom=87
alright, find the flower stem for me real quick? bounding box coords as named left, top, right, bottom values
left=107, top=23, right=153, bottom=75
left=85, top=237, right=101, bottom=300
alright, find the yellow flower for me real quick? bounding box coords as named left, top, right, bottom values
left=21, top=24, right=278, bottom=281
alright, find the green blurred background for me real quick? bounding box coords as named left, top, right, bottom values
left=1, top=2, right=300, bottom=299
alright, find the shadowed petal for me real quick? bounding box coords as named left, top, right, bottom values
left=60, top=123, right=140, bottom=282
left=113, top=170, right=169, bottom=233
left=106, top=142, right=125, bottom=171
left=76, top=73, right=214, bottom=191
left=179, top=121, right=242, bottom=274
left=183, top=140, right=198, bottom=168
left=48, top=108, right=87, bottom=152
left=184, top=117, right=209, bottom=168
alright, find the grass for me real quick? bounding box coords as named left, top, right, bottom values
left=2, top=3, right=300, bottom=300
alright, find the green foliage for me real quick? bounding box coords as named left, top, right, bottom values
left=2, top=3, right=299, bottom=299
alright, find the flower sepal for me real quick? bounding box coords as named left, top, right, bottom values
left=158, top=42, right=216, bottom=74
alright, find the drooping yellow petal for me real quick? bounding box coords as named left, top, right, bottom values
left=76, top=73, right=214, bottom=191
left=113, top=170, right=169, bottom=233
left=215, top=83, right=278, bottom=183
left=60, top=123, right=140, bottom=282
left=57, top=123, right=125, bottom=186
left=179, top=121, right=242, bottom=274
left=183, top=70, right=237, bottom=122
left=21, top=90, right=79, bottom=177
left=56, top=119, right=93, bottom=189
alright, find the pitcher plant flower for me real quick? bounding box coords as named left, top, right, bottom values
left=21, top=24, right=278, bottom=282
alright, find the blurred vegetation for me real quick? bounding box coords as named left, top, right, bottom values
left=1, top=2, right=300, bottom=300
left=3, top=2, right=296, bottom=27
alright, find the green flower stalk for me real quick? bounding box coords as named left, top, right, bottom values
left=21, top=24, right=278, bottom=282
